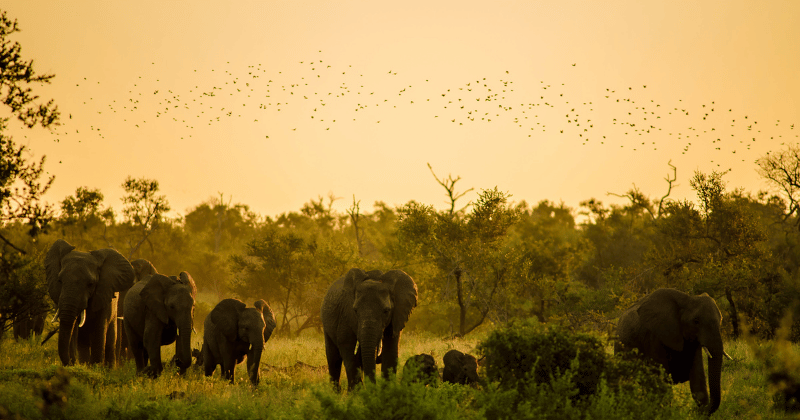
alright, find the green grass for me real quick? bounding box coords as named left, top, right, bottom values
left=0, top=331, right=797, bottom=419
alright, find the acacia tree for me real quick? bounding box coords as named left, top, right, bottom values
left=119, top=176, right=170, bottom=259
left=652, top=170, right=767, bottom=338
left=397, top=186, right=520, bottom=337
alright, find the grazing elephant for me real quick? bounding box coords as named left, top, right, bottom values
left=442, top=350, right=481, bottom=386
left=123, top=272, right=196, bottom=377
left=403, top=353, right=439, bottom=385
left=202, top=298, right=277, bottom=385
left=322, top=268, right=418, bottom=390
left=615, top=288, right=731, bottom=415
left=45, top=239, right=135, bottom=366
left=115, top=259, right=158, bottom=364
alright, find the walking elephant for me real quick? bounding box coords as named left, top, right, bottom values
left=123, top=272, right=196, bottom=377
left=202, top=298, right=277, bottom=385
left=115, top=259, right=158, bottom=364
left=442, top=349, right=481, bottom=386
left=45, top=239, right=135, bottom=366
left=322, top=268, right=417, bottom=390
left=615, top=288, right=732, bottom=415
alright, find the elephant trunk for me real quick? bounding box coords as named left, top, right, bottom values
left=57, top=306, right=80, bottom=366
left=247, top=341, right=264, bottom=386
left=706, top=346, right=723, bottom=415
left=176, top=327, right=193, bottom=373
left=359, top=324, right=381, bottom=383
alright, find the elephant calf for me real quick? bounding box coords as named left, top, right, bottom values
left=403, top=353, right=439, bottom=385
left=443, top=349, right=481, bottom=386
left=123, top=272, right=197, bottom=377
left=202, top=298, right=276, bottom=386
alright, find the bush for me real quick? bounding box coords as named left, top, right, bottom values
left=475, top=320, right=678, bottom=419
left=478, top=320, right=606, bottom=397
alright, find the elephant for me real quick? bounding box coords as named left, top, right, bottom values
left=45, top=239, right=135, bottom=366
left=115, top=259, right=158, bottom=364
left=442, top=349, right=481, bottom=386
left=615, top=288, right=732, bottom=415
left=403, top=353, right=439, bottom=385
left=321, top=268, right=418, bottom=390
left=202, top=298, right=277, bottom=385
left=123, top=272, right=196, bottom=377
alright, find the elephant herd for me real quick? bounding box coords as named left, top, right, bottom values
left=44, top=239, right=277, bottom=385
left=40, top=240, right=728, bottom=413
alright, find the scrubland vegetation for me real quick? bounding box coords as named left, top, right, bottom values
left=4, top=7, right=800, bottom=419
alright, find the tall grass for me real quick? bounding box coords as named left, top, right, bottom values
left=0, top=330, right=798, bottom=419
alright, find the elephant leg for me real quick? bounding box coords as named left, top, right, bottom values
left=202, top=343, right=217, bottom=377
left=104, top=319, right=117, bottom=367
left=126, top=323, right=146, bottom=373
left=219, top=341, right=236, bottom=383
left=143, top=323, right=164, bottom=377
left=689, top=346, right=709, bottom=407
left=77, top=323, right=92, bottom=363
left=324, top=333, right=344, bottom=390
left=90, top=319, right=109, bottom=365
left=338, top=340, right=361, bottom=390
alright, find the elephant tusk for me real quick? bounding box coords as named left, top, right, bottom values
left=78, top=309, right=86, bottom=328
left=702, top=347, right=712, bottom=359
left=723, top=350, right=733, bottom=360
left=52, top=308, right=59, bottom=323
left=192, top=327, right=197, bottom=334
left=118, top=316, right=124, bottom=320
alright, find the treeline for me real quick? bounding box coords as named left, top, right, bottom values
left=4, top=150, right=800, bottom=341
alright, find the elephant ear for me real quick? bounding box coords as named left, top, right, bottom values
left=636, top=291, right=684, bottom=352
left=176, top=272, right=197, bottom=298
left=379, top=269, right=418, bottom=336
left=254, top=299, right=277, bottom=342
left=139, top=274, right=174, bottom=325
left=131, top=259, right=158, bottom=282
left=45, top=239, right=76, bottom=306
left=210, top=299, right=246, bottom=342
left=90, top=248, right=135, bottom=313
left=343, top=268, right=369, bottom=299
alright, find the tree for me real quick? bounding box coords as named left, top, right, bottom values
left=0, top=11, right=61, bottom=253
left=397, top=186, right=520, bottom=337
left=757, top=144, right=800, bottom=230
left=0, top=10, right=60, bottom=338
left=119, top=176, right=170, bottom=259
left=56, top=187, right=113, bottom=249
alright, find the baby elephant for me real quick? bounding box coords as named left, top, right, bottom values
left=403, top=354, right=440, bottom=385
left=443, top=349, right=481, bottom=386
left=202, top=298, right=276, bottom=385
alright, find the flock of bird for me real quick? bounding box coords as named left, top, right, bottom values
left=50, top=51, right=796, bottom=166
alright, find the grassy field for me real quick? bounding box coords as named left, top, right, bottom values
left=0, top=329, right=796, bottom=419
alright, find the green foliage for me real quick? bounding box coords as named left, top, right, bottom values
left=477, top=321, right=676, bottom=419
left=0, top=250, right=49, bottom=337
left=307, top=376, right=475, bottom=420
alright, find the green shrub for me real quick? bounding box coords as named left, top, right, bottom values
left=478, top=319, right=606, bottom=397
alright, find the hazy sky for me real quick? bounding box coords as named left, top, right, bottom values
left=5, top=1, right=799, bottom=219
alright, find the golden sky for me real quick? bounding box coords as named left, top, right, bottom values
left=6, top=1, right=799, bottom=218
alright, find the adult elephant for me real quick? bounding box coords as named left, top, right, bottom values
left=321, top=268, right=417, bottom=390
left=123, top=272, right=196, bottom=377
left=615, top=288, right=732, bottom=415
left=202, top=298, right=277, bottom=385
left=45, top=239, right=135, bottom=366
left=115, top=259, right=158, bottom=364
